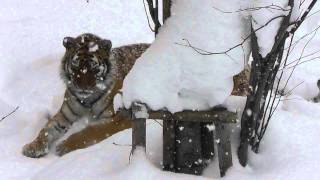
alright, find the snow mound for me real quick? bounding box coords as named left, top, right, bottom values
left=121, top=0, right=251, bottom=112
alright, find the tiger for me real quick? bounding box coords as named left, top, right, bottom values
left=22, top=33, right=150, bottom=158
left=231, top=68, right=250, bottom=96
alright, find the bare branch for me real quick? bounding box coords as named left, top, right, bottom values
left=145, top=0, right=161, bottom=35
left=285, top=56, right=320, bottom=69
left=152, top=119, right=163, bottom=127
left=212, top=4, right=290, bottom=14
left=300, top=0, right=307, bottom=8
left=1, top=106, right=19, bottom=122
left=286, top=25, right=320, bottom=54
left=112, top=142, right=132, bottom=147
left=289, top=0, right=318, bottom=33
left=285, top=81, right=304, bottom=96
left=175, top=15, right=286, bottom=56
left=306, top=9, right=320, bottom=19
left=143, top=0, right=155, bottom=32
left=282, top=25, right=318, bottom=92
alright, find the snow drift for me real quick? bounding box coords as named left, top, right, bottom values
left=121, top=0, right=251, bottom=112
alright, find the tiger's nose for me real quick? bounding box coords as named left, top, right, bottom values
left=80, top=68, right=88, bottom=74
left=75, top=72, right=96, bottom=90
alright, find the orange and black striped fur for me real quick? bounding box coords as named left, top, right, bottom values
left=22, top=33, right=150, bottom=158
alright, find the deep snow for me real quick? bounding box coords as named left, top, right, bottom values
left=0, top=0, right=320, bottom=180
left=121, top=0, right=250, bottom=112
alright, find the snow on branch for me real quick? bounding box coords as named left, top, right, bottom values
left=121, top=0, right=248, bottom=113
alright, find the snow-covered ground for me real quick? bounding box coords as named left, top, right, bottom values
left=1, top=0, right=320, bottom=179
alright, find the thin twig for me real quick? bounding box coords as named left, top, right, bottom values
left=285, top=81, right=304, bottom=96
left=1, top=106, right=19, bottom=122
left=152, top=119, right=163, bottom=127
left=285, top=25, right=320, bottom=54
left=279, top=97, right=305, bottom=101
left=213, top=4, right=290, bottom=14
left=176, top=15, right=285, bottom=56
left=112, top=142, right=132, bottom=147
left=289, top=0, right=318, bottom=33
left=283, top=56, right=320, bottom=70
left=284, top=49, right=320, bottom=67
left=306, top=9, right=320, bottom=19
left=282, top=25, right=318, bottom=93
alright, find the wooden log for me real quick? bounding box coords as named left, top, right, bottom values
left=162, top=113, right=176, bottom=171
left=214, top=121, right=233, bottom=177
left=131, top=103, right=146, bottom=153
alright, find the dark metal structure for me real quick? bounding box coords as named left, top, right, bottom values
left=127, top=103, right=237, bottom=177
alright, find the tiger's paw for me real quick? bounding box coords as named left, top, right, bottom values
left=22, top=140, right=49, bottom=158
left=55, top=141, right=72, bottom=156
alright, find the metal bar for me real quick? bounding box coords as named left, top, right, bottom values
left=214, top=122, right=233, bottom=177
left=131, top=103, right=146, bottom=152
left=162, top=113, right=176, bottom=171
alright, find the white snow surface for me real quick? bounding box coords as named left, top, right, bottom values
left=121, top=0, right=251, bottom=112
left=0, top=0, right=320, bottom=180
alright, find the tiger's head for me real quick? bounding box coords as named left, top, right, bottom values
left=61, top=33, right=115, bottom=101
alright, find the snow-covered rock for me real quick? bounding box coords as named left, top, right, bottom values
left=121, top=0, right=251, bottom=112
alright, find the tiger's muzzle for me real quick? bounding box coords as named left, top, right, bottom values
left=73, top=64, right=97, bottom=91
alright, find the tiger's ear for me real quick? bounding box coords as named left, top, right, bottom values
left=63, top=37, right=76, bottom=49
left=100, top=39, right=112, bottom=50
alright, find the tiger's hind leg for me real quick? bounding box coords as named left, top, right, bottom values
left=22, top=112, right=73, bottom=158
left=55, top=117, right=131, bottom=156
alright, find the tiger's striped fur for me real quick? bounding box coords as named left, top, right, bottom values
left=22, top=33, right=150, bottom=158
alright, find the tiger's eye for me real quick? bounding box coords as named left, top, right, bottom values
left=97, top=65, right=105, bottom=76
left=71, top=58, right=79, bottom=67
left=90, top=60, right=98, bottom=68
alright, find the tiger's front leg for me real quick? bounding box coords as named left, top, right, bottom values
left=56, top=115, right=131, bottom=156
left=22, top=112, right=73, bottom=158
